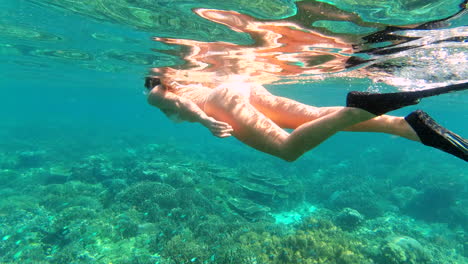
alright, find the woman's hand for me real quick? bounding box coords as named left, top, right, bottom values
left=203, top=117, right=233, bottom=138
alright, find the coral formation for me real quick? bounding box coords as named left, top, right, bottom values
left=0, top=140, right=466, bottom=264
left=379, top=235, right=430, bottom=264
left=335, top=208, right=365, bottom=230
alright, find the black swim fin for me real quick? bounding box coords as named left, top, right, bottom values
left=347, top=82, right=468, bottom=116
left=405, top=110, right=467, bottom=162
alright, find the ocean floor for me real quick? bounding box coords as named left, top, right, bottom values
left=0, top=127, right=467, bottom=264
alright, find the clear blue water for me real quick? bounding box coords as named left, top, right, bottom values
left=0, top=0, right=467, bottom=263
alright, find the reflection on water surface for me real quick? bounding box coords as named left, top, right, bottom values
left=1, top=0, right=466, bottom=88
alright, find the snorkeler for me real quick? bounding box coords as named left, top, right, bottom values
left=145, top=77, right=467, bottom=162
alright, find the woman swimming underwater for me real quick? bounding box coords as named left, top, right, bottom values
left=145, top=77, right=467, bottom=162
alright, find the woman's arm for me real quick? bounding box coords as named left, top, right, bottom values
left=148, top=86, right=233, bottom=138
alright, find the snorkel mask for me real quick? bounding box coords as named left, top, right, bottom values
left=144, top=77, right=161, bottom=90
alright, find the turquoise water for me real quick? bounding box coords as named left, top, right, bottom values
left=0, top=0, right=467, bottom=263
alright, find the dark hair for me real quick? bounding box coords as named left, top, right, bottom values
left=144, top=77, right=161, bottom=90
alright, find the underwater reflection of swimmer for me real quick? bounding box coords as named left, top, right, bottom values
left=145, top=77, right=467, bottom=162
left=152, top=8, right=358, bottom=87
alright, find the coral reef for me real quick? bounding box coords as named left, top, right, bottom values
left=0, top=139, right=466, bottom=264
left=379, top=236, right=430, bottom=264
left=335, top=208, right=365, bottom=230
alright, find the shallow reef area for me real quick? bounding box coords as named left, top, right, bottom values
left=0, top=135, right=466, bottom=264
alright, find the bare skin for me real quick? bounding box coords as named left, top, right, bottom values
left=147, top=81, right=420, bottom=162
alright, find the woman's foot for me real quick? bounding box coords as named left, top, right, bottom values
left=405, top=110, right=467, bottom=162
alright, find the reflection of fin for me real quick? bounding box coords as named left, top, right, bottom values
left=413, top=82, right=468, bottom=98
left=370, top=45, right=422, bottom=55
left=433, top=36, right=468, bottom=44
left=363, top=28, right=416, bottom=44
left=346, top=82, right=468, bottom=115
left=345, top=56, right=373, bottom=68
left=359, top=1, right=467, bottom=54
left=405, top=110, right=467, bottom=162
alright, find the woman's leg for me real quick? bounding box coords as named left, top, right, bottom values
left=343, top=115, right=419, bottom=141
left=204, top=88, right=376, bottom=161
left=249, top=93, right=419, bottom=141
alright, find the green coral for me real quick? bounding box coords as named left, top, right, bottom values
left=378, top=236, right=431, bottom=264
left=234, top=217, right=372, bottom=264
left=115, top=181, right=177, bottom=211
left=1, top=140, right=466, bottom=263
